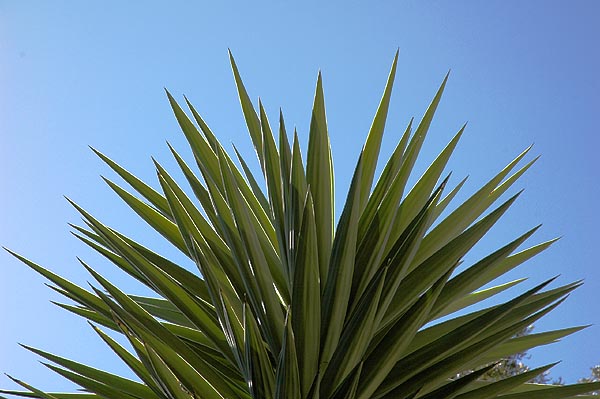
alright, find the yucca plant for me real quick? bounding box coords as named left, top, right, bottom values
left=3, top=51, right=599, bottom=399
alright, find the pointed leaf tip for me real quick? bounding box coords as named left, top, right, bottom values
left=440, top=172, right=452, bottom=188
left=228, top=49, right=236, bottom=66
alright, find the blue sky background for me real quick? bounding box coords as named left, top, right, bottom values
left=1, top=0, right=599, bottom=391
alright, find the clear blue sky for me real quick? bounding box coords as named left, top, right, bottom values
left=1, top=0, right=599, bottom=391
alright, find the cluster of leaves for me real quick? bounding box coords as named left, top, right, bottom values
left=458, top=326, right=564, bottom=384
left=578, top=367, right=600, bottom=395
left=464, top=324, right=599, bottom=390
left=2, top=52, right=600, bottom=399
left=455, top=327, right=537, bottom=382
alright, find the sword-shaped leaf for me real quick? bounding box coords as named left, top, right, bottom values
left=472, top=326, right=588, bottom=368
left=291, top=192, right=320, bottom=396
left=455, top=363, right=557, bottom=399
left=184, top=96, right=219, bottom=152
left=380, top=289, right=563, bottom=398
left=380, top=191, right=521, bottom=331
left=306, top=72, right=334, bottom=286
left=390, top=125, right=464, bottom=239
left=275, top=310, right=301, bottom=399
left=358, top=266, right=455, bottom=399
left=329, top=362, right=364, bottom=399
left=167, top=91, right=276, bottom=245
left=40, top=363, right=139, bottom=399
left=3, top=376, right=60, bottom=399
left=90, top=323, right=165, bottom=397
left=4, top=249, right=110, bottom=316
left=357, top=50, right=399, bottom=210
left=130, top=295, right=196, bottom=328
left=278, top=110, right=292, bottom=197
left=412, top=148, right=537, bottom=267
left=0, top=391, right=95, bottom=399
left=21, top=345, right=159, bottom=399
left=259, top=101, right=287, bottom=274
left=91, top=148, right=171, bottom=217
left=407, top=281, right=581, bottom=354
left=378, top=72, right=449, bottom=254
left=430, top=225, right=542, bottom=317
left=167, top=143, right=218, bottom=224
left=132, top=327, right=232, bottom=399
left=494, top=381, right=600, bottom=398
left=102, top=178, right=188, bottom=254
left=189, top=238, right=245, bottom=370
left=233, top=144, right=271, bottom=215
left=72, top=220, right=213, bottom=303
left=229, top=50, right=264, bottom=169
left=70, top=203, right=231, bottom=357
left=154, top=160, right=230, bottom=260
left=143, top=345, right=193, bottom=399
left=157, top=171, right=244, bottom=305
left=286, top=130, right=308, bottom=282
left=358, top=118, right=412, bottom=242
left=415, top=364, right=497, bottom=399
left=370, top=176, right=447, bottom=323
left=319, top=156, right=362, bottom=367
left=218, top=147, right=285, bottom=351
left=243, top=303, right=275, bottom=398
left=87, top=273, right=244, bottom=398
left=436, top=278, right=527, bottom=318
left=376, top=278, right=556, bottom=396
left=322, top=266, right=388, bottom=397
